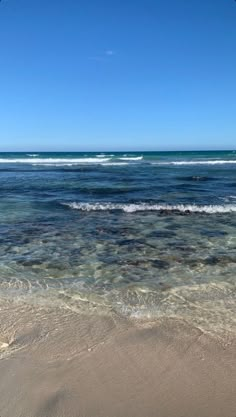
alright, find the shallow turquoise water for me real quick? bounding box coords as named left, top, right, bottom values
left=0, top=150, right=236, bottom=334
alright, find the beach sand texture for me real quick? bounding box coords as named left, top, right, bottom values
left=0, top=304, right=235, bottom=417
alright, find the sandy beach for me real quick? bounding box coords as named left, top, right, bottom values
left=0, top=302, right=235, bottom=417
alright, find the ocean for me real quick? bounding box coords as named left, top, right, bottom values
left=0, top=150, right=236, bottom=335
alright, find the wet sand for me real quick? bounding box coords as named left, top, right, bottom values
left=0, top=303, right=235, bottom=417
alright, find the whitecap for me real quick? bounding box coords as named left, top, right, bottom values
left=152, top=160, right=236, bottom=166
left=119, top=156, right=143, bottom=161
left=0, top=158, right=110, bottom=164
left=33, top=163, right=75, bottom=167
left=101, top=162, right=129, bottom=166
left=62, top=202, right=236, bottom=214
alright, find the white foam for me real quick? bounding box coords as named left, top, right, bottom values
left=98, top=154, right=114, bottom=157
left=33, top=163, right=76, bottom=167
left=0, top=158, right=110, bottom=164
left=63, top=202, right=236, bottom=214
left=101, top=162, right=129, bottom=166
left=152, top=160, right=236, bottom=166
left=32, top=161, right=129, bottom=167
left=26, top=154, right=39, bottom=157
left=119, top=156, right=143, bottom=161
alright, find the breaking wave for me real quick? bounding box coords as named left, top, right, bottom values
left=101, top=162, right=129, bottom=166
left=0, top=158, right=110, bottom=164
left=62, top=202, right=236, bottom=214
left=153, top=160, right=236, bottom=166
left=119, top=156, right=143, bottom=161
left=1, top=156, right=236, bottom=166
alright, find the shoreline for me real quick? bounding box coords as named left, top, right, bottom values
left=0, top=304, right=235, bottom=417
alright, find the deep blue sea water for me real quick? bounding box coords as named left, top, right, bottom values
left=0, top=150, right=236, bottom=334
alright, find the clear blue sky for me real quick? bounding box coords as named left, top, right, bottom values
left=0, top=0, right=235, bottom=151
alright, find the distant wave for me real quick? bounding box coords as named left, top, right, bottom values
left=26, top=154, right=39, bottom=157
left=101, top=162, right=129, bottom=166
left=119, top=156, right=143, bottom=161
left=32, top=163, right=78, bottom=167
left=0, top=158, right=110, bottom=164
left=96, top=154, right=114, bottom=157
left=1, top=156, right=235, bottom=166
left=63, top=202, right=236, bottom=214
left=221, top=195, right=236, bottom=203
left=32, top=161, right=129, bottom=167
left=153, top=160, right=236, bottom=166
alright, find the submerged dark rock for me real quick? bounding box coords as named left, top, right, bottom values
left=118, top=239, right=137, bottom=246
left=18, top=259, right=43, bottom=266
left=118, top=238, right=146, bottom=247
left=165, top=224, right=180, bottom=230
left=200, top=230, right=228, bottom=237
left=158, top=282, right=172, bottom=291
left=149, top=230, right=176, bottom=238
left=151, top=259, right=169, bottom=269
left=204, top=256, right=236, bottom=266
left=167, top=242, right=195, bottom=253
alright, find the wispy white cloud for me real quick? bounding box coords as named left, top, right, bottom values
left=89, top=50, right=115, bottom=61
left=105, top=50, right=115, bottom=56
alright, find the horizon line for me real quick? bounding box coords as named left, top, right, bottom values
left=0, top=149, right=235, bottom=153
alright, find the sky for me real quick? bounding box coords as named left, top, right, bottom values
left=0, top=0, right=235, bottom=151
